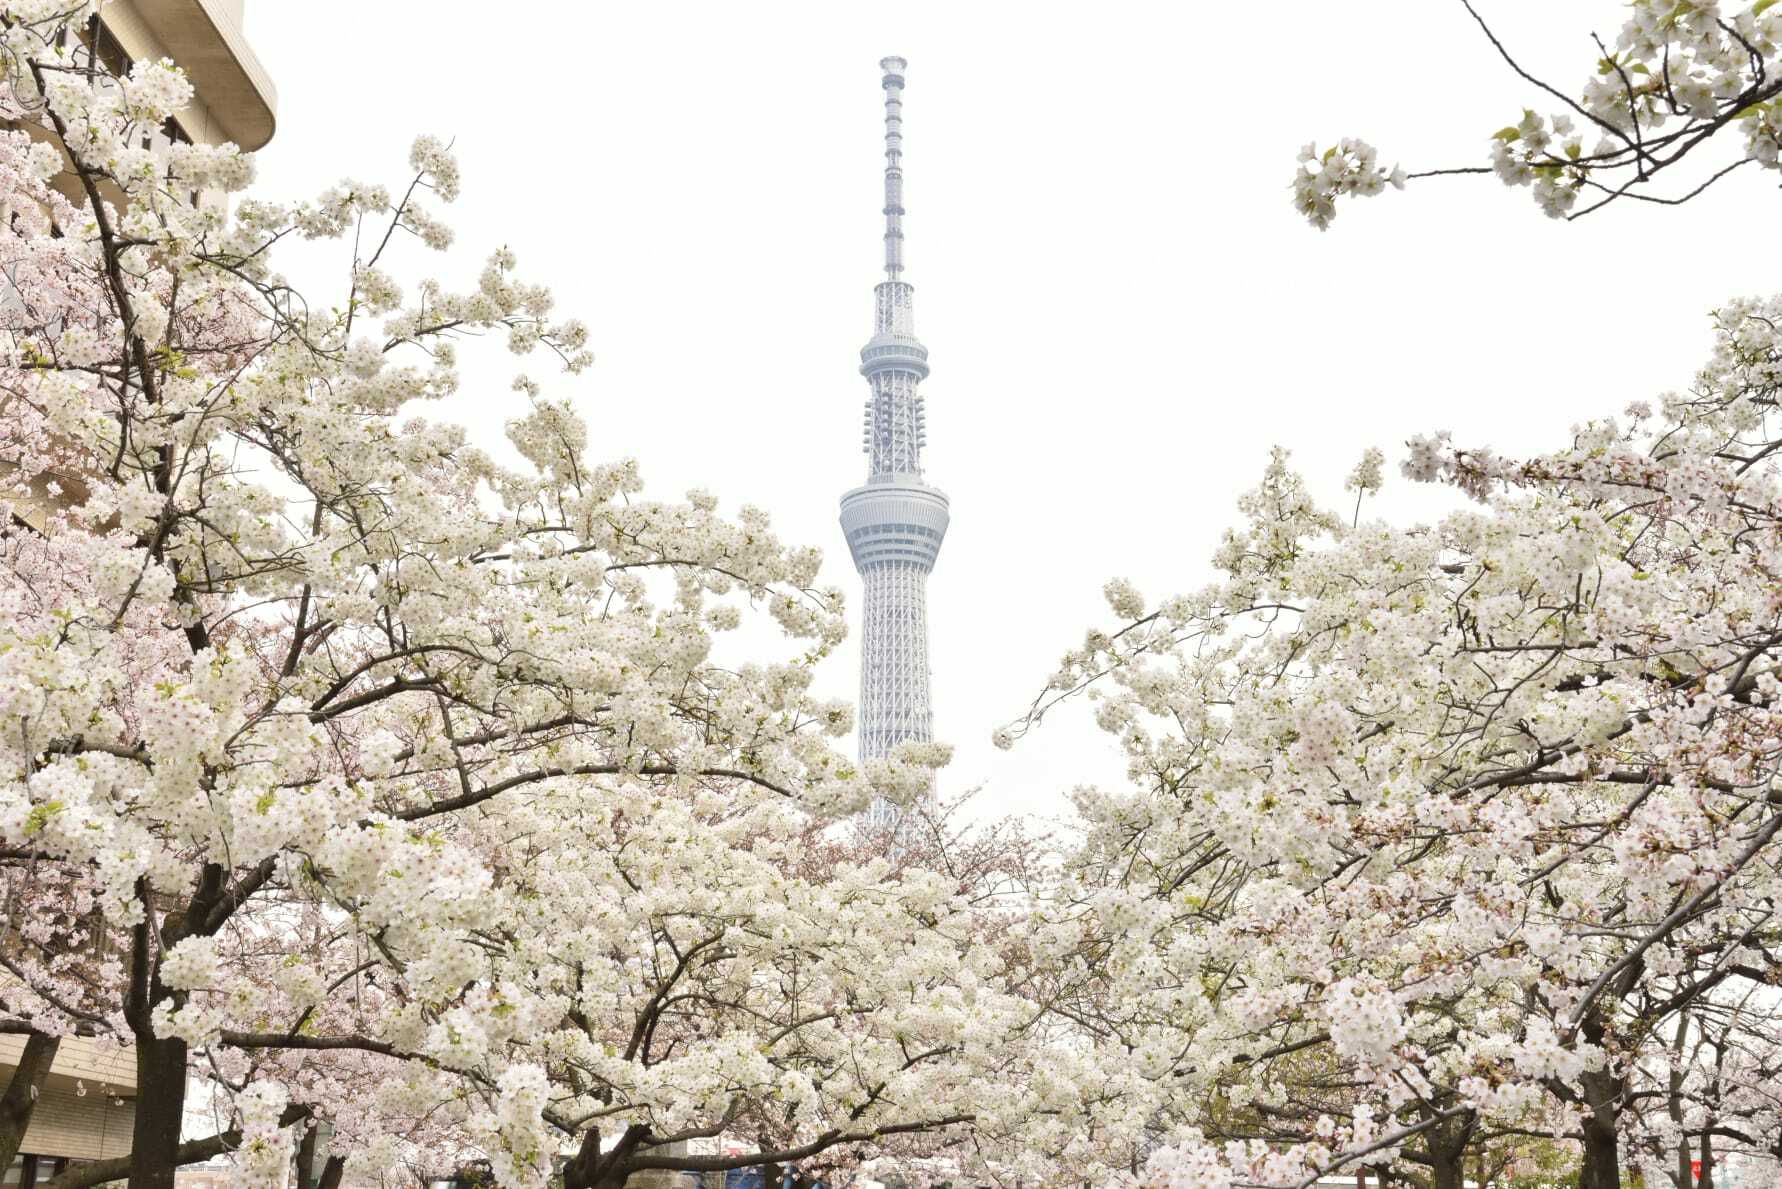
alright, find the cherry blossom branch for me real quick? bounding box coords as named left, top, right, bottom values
left=36, top=1104, right=311, bottom=1189
left=1561, top=811, right=1782, bottom=1043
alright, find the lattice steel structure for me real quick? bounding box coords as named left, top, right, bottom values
left=839, top=56, right=949, bottom=830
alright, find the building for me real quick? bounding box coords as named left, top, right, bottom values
left=0, top=1035, right=135, bottom=1184
left=838, top=56, right=950, bottom=829
left=0, top=3, right=275, bottom=1184
left=87, top=0, right=277, bottom=152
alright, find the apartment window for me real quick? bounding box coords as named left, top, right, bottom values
left=91, top=20, right=129, bottom=78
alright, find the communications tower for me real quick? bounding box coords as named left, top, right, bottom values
left=839, top=56, right=949, bottom=828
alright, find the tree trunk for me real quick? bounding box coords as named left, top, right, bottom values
left=1698, top=1132, right=1714, bottom=1189
left=124, top=1032, right=189, bottom=1189
left=0, top=1032, right=58, bottom=1167
left=564, top=1125, right=649, bottom=1189
left=1579, top=1111, right=1621, bottom=1189
left=1430, top=1155, right=1464, bottom=1189
left=1577, top=1006, right=1624, bottom=1189
left=294, top=1123, right=345, bottom=1189
left=1417, top=1109, right=1472, bottom=1189
left=295, top=1120, right=320, bottom=1188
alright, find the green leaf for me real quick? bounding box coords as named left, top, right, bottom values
left=23, top=801, right=64, bottom=837
left=1566, top=142, right=1582, bottom=159
left=1757, top=0, right=1780, bottom=15
left=1598, top=56, right=1618, bottom=74
left=1493, top=126, right=1522, bottom=141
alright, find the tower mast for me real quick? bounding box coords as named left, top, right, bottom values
left=839, top=56, right=950, bottom=828
left=881, top=55, right=905, bottom=280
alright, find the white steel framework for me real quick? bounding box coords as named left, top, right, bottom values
left=840, top=56, right=949, bottom=830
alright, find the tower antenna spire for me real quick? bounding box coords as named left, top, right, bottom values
left=880, top=55, right=906, bottom=279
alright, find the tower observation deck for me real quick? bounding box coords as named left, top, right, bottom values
left=840, top=56, right=949, bottom=828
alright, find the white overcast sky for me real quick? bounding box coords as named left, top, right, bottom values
left=243, top=2, right=1775, bottom=828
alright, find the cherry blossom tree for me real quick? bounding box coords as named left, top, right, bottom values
left=0, top=3, right=1008, bottom=1187
left=1006, top=295, right=1782, bottom=1189
left=1006, top=8, right=1782, bottom=1187
left=141, top=774, right=1058, bottom=1189
left=1292, top=0, right=1782, bottom=228
left=464, top=781, right=1046, bottom=1189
